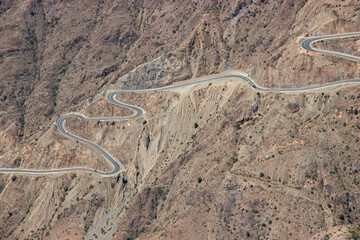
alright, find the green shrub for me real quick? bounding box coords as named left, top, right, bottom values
left=234, top=124, right=241, bottom=130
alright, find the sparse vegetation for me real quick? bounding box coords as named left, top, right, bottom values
left=234, top=124, right=241, bottom=130
left=1, top=2, right=360, bottom=240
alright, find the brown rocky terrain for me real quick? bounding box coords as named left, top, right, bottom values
left=1, top=0, right=360, bottom=239
left=112, top=82, right=360, bottom=240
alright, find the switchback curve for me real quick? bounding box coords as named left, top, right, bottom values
left=1, top=32, right=360, bottom=176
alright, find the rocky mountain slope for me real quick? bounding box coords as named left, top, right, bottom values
left=0, top=0, right=360, bottom=239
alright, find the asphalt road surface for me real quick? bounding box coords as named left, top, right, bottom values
left=1, top=32, right=360, bottom=176
left=301, top=32, right=360, bottom=61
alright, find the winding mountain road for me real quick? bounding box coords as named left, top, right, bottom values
left=301, top=32, right=360, bottom=61
left=1, top=32, right=360, bottom=176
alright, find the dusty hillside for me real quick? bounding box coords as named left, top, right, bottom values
left=112, top=82, right=360, bottom=240
left=2, top=0, right=360, bottom=150
left=0, top=0, right=360, bottom=239
left=2, top=80, right=360, bottom=239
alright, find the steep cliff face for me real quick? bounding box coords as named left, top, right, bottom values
left=1, top=0, right=360, bottom=239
